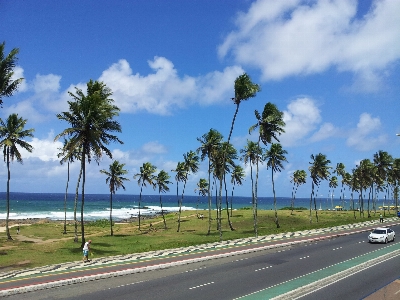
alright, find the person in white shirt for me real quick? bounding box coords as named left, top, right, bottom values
left=82, top=240, right=92, bottom=262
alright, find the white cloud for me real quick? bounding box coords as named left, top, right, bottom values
left=280, top=97, right=322, bottom=146
left=99, top=58, right=244, bottom=115
left=33, top=74, right=61, bottom=94
left=219, top=0, right=400, bottom=92
left=20, top=130, right=63, bottom=162
left=142, top=141, right=167, bottom=154
left=346, top=113, right=387, bottom=151
left=12, top=66, right=28, bottom=92
left=309, top=123, right=338, bottom=142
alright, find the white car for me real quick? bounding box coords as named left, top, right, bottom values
left=368, top=227, right=395, bottom=243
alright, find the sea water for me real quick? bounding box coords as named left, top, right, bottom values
left=0, top=192, right=355, bottom=221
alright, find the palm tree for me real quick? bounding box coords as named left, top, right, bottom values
left=334, top=163, right=346, bottom=209
left=328, top=176, right=338, bottom=209
left=390, top=158, right=400, bottom=215
left=197, top=128, right=223, bottom=235
left=290, top=170, right=307, bottom=214
left=309, top=153, right=331, bottom=223
left=177, top=150, right=199, bottom=232
left=264, top=143, right=288, bottom=228
left=373, top=151, right=393, bottom=215
left=134, top=162, right=157, bottom=231
left=356, top=159, right=374, bottom=218
left=0, top=113, right=34, bottom=240
left=228, top=73, right=261, bottom=143
left=155, top=170, right=172, bottom=229
left=57, top=139, right=81, bottom=235
left=195, top=178, right=208, bottom=216
left=212, top=142, right=237, bottom=238
left=230, top=165, right=245, bottom=217
left=240, top=140, right=263, bottom=237
left=249, top=102, right=285, bottom=232
left=55, top=80, right=122, bottom=247
left=100, top=160, right=129, bottom=236
left=0, top=42, right=23, bottom=107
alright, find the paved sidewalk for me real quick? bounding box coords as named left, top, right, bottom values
left=1, top=217, right=399, bottom=297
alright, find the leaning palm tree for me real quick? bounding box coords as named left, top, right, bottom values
left=155, top=170, right=172, bottom=229
left=264, top=143, right=288, bottom=228
left=240, top=140, right=263, bottom=237
left=290, top=170, right=307, bottom=214
left=228, top=73, right=261, bottom=143
left=57, top=139, right=81, bottom=235
left=197, top=128, right=223, bottom=235
left=0, top=113, right=34, bottom=240
left=0, top=42, right=23, bottom=107
left=373, top=151, right=393, bottom=214
left=55, top=80, right=122, bottom=247
left=134, top=162, right=157, bottom=231
left=177, top=150, right=199, bottom=232
left=100, top=160, right=129, bottom=236
left=230, top=165, right=245, bottom=217
left=308, top=153, right=331, bottom=223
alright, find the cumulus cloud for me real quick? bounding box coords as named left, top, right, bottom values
left=218, top=0, right=400, bottom=92
left=33, top=74, right=61, bottom=94
left=280, top=97, right=322, bottom=146
left=11, top=66, right=28, bottom=92
left=99, top=57, right=244, bottom=115
left=309, top=123, right=338, bottom=142
left=20, top=130, right=63, bottom=162
left=346, top=113, right=387, bottom=151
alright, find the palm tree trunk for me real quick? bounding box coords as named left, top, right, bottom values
left=224, top=173, right=234, bottom=231
left=160, top=193, right=167, bottom=229
left=110, top=192, right=113, bottom=236
left=177, top=180, right=187, bottom=232
left=6, top=148, right=12, bottom=240
left=309, top=182, right=314, bottom=223
left=80, top=152, right=86, bottom=249
left=139, top=184, right=143, bottom=231
left=74, top=167, right=82, bottom=243
left=218, top=178, right=223, bottom=241
left=314, top=188, right=319, bottom=222
left=207, top=161, right=212, bottom=235
left=230, top=186, right=234, bottom=217
left=272, top=171, right=279, bottom=228
left=250, top=165, right=256, bottom=236
left=63, top=162, right=70, bottom=235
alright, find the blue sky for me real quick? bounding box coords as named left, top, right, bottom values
left=1, top=0, right=400, bottom=199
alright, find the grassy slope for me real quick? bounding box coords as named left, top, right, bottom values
left=0, top=209, right=389, bottom=272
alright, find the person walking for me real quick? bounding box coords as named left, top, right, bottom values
left=380, top=214, right=384, bottom=223
left=82, top=240, right=92, bottom=262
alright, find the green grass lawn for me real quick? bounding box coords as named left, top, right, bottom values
left=0, top=209, right=389, bottom=272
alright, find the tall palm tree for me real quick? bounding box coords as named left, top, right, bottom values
left=356, top=159, right=374, bottom=218
left=57, top=139, right=81, bottom=235
left=134, top=162, right=157, bottom=231
left=0, top=113, right=34, bottom=240
left=155, top=170, right=172, bottom=229
left=373, top=150, right=393, bottom=214
left=177, top=150, right=199, bottom=232
left=100, top=160, right=129, bottom=236
left=264, top=143, right=288, bottom=228
left=249, top=102, right=285, bottom=232
left=197, top=128, right=223, bottom=235
left=390, top=158, right=400, bottom=215
left=195, top=178, right=208, bottom=216
left=290, top=170, right=307, bottom=214
left=228, top=73, right=261, bottom=143
left=0, top=42, right=23, bottom=107
left=230, top=165, right=245, bottom=217
left=212, top=142, right=237, bottom=238
left=328, top=176, right=338, bottom=209
left=309, top=153, right=331, bottom=223
left=240, top=140, right=263, bottom=237
left=55, top=80, right=122, bottom=247
left=334, top=163, right=346, bottom=209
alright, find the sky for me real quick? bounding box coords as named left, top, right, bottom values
left=0, top=0, right=400, bottom=199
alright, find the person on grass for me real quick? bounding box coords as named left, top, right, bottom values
left=82, top=240, right=92, bottom=262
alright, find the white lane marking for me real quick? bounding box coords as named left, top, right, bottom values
left=189, top=281, right=214, bottom=289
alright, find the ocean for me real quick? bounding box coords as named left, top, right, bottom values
left=0, top=192, right=382, bottom=221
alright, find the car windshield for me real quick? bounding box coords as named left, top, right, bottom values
left=372, top=229, right=386, bottom=234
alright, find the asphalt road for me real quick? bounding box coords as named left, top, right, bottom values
left=3, top=223, right=400, bottom=300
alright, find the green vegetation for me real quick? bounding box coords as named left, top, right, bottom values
left=0, top=209, right=386, bottom=272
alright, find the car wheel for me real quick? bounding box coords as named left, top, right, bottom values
left=385, top=238, right=388, bottom=244
left=393, top=235, right=395, bottom=242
